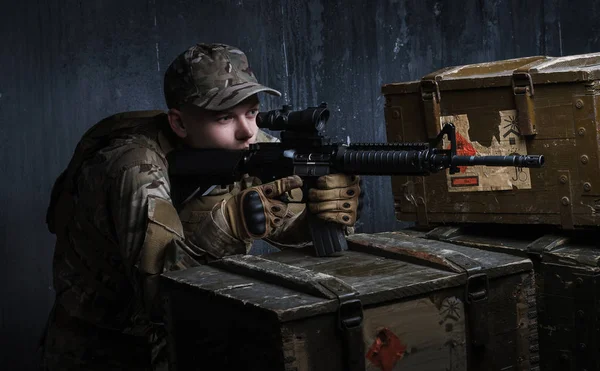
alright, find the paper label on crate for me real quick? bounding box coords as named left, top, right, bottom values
left=440, top=110, right=532, bottom=192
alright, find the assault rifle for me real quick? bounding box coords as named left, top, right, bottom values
left=166, top=103, right=544, bottom=257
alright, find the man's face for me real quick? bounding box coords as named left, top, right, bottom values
left=170, top=96, right=261, bottom=150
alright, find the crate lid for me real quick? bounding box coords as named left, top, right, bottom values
left=408, top=225, right=600, bottom=268
left=534, top=231, right=600, bottom=267
left=521, top=52, right=600, bottom=83
left=161, top=232, right=532, bottom=322
left=382, top=52, right=600, bottom=95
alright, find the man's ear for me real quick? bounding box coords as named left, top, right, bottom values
left=167, top=108, right=187, bottom=139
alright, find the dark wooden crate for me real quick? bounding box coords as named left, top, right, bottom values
left=382, top=53, right=600, bottom=229
left=403, top=224, right=600, bottom=371
left=161, top=232, right=538, bottom=371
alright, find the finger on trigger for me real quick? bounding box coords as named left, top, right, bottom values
left=264, top=175, right=303, bottom=198
left=316, top=174, right=359, bottom=189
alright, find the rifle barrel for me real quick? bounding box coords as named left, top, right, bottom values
left=451, top=155, right=544, bottom=168
left=336, top=147, right=545, bottom=175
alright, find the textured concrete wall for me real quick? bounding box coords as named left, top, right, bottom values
left=1, top=0, right=599, bottom=368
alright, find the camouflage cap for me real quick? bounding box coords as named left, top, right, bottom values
left=163, top=43, right=281, bottom=111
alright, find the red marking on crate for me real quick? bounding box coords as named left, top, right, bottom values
left=451, top=176, right=479, bottom=187
left=447, top=131, right=477, bottom=173
left=366, top=328, right=407, bottom=371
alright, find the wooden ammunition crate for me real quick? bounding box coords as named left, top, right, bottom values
left=399, top=224, right=600, bottom=371
left=382, top=53, right=600, bottom=229
left=161, top=232, right=538, bottom=371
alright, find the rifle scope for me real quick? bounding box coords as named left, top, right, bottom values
left=258, top=103, right=330, bottom=132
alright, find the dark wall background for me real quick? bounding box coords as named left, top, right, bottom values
left=1, top=0, right=598, bottom=369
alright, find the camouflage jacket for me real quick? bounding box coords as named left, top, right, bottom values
left=41, top=111, right=311, bottom=371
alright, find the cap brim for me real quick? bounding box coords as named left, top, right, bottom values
left=194, top=82, right=282, bottom=111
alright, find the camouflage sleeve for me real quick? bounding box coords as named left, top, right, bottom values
left=109, top=156, right=248, bottom=273
left=171, top=128, right=277, bottom=258
left=109, top=162, right=173, bottom=276
left=183, top=202, right=251, bottom=260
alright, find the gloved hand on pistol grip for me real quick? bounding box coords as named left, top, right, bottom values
left=223, top=175, right=304, bottom=241
left=307, top=174, right=361, bottom=226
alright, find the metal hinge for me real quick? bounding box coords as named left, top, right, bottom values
left=557, top=170, right=575, bottom=229
left=414, top=177, right=429, bottom=227
left=512, top=72, right=538, bottom=136
left=420, top=77, right=442, bottom=138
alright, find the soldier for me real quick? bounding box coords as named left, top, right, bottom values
left=40, top=43, right=361, bottom=370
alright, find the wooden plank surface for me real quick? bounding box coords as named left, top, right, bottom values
left=267, top=248, right=464, bottom=307
left=162, top=264, right=338, bottom=322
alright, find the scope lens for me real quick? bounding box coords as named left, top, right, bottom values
left=314, top=110, right=329, bottom=131
left=315, top=118, right=326, bottom=131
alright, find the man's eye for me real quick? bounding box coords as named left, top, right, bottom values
left=217, top=116, right=232, bottom=122
left=248, top=109, right=259, bottom=117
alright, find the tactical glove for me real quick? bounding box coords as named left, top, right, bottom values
left=223, top=175, right=304, bottom=241
left=307, top=174, right=362, bottom=226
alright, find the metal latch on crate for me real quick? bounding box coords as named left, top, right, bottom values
left=512, top=72, right=538, bottom=136
left=320, top=283, right=366, bottom=371
left=212, top=255, right=367, bottom=370
left=336, top=292, right=365, bottom=371
left=420, top=77, right=442, bottom=138
left=447, top=254, right=490, bottom=347
left=465, top=273, right=490, bottom=347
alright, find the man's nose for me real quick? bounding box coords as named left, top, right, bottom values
left=235, top=116, right=255, bottom=140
